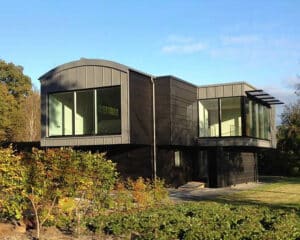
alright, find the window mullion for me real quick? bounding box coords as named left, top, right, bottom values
left=218, top=98, right=221, bottom=137
left=73, top=91, right=76, bottom=136
left=94, top=89, right=97, bottom=135
left=241, top=97, right=246, bottom=137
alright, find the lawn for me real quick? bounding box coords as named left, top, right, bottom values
left=219, top=177, right=300, bottom=208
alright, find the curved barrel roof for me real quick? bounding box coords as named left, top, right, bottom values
left=39, top=58, right=152, bottom=80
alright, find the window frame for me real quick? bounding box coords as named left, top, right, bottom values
left=47, top=86, right=122, bottom=137
left=198, top=96, right=271, bottom=140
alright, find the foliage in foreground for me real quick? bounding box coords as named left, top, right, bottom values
left=96, top=202, right=300, bottom=240
left=0, top=146, right=26, bottom=220
left=0, top=147, right=118, bottom=238
left=0, top=147, right=169, bottom=238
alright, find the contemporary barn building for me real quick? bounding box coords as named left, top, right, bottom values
left=39, top=59, right=283, bottom=187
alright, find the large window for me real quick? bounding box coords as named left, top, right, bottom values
left=48, top=86, right=121, bottom=137
left=49, top=92, right=74, bottom=136
left=220, top=97, right=242, bottom=136
left=198, top=99, right=219, bottom=137
left=199, top=96, right=270, bottom=139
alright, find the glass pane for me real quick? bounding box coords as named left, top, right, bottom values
left=75, top=90, right=94, bottom=135
left=97, top=86, right=121, bottom=135
left=264, top=106, right=270, bottom=139
left=258, top=104, right=265, bottom=139
left=246, top=99, right=271, bottom=139
left=198, top=99, right=219, bottom=137
left=221, top=97, right=242, bottom=136
left=245, top=98, right=253, bottom=136
left=49, top=92, right=73, bottom=136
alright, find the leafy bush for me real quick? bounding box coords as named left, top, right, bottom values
left=100, top=202, right=300, bottom=239
left=112, top=178, right=169, bottom=210
left=34, top=149, right=118, bottom=235
left=0, top=147, right=118, bottom=238
left=0, top=146, right=26, bottom=220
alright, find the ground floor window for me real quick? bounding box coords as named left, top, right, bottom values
left=174, top=151, right=182, bottom=167
left=48, top=86, right=121, bottom=137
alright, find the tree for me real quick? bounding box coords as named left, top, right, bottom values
left=277, top=84, right=300, bottom=176
left=18, top=90, right=41, bottom=141
left=0, top=83, right=17, bottom=141
left=0, top=60, right=31, bottom=101
left=0, top=59, right=41, bottom=142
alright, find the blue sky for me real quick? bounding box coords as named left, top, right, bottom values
left=1, top=0, right=299, bottom=120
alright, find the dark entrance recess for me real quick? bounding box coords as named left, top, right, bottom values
left=207, top=150, right=218, bottom=187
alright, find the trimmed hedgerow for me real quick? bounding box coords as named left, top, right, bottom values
left=93, top=202, right=300, bottom=240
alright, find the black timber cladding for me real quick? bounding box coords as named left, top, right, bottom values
left=154, top=76, right=171, bottom=145
left=155, top=76, right=198, bottom=146
left=207, top=148, right=258, bottom=187
left=170, top=76, right=198, bottom=146
left=129, top=70, right=153, bottom=145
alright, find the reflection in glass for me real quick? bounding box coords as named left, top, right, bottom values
left=220, top=97, right=242, bottom=136
left=199, top=99, right=219, bottom=137
left=97, top=86, right=121, bottom=135
left=49, top=92, right=74, bottom=136
left=75, top=90, right=94, bottom=135
left=246, top=99, right=270, bottom=139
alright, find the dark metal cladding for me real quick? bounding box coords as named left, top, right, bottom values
left=39, top=59, right=283, bottom=188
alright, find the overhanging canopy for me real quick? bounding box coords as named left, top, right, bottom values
left=246, top=90, right=284, bottom=105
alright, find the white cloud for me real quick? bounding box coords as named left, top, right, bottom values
left=166, top=35, right=194, bottom=43
left=221, top=35, right=260, bottom=45
left=162, top=43, right=206, bottom=54
left=162, top=35, right=206, bottom=54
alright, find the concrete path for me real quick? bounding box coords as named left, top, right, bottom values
left=169, top=182, right=264, bottom=201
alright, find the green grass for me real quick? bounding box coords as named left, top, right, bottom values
left=219, top=177, right=300, bottom=209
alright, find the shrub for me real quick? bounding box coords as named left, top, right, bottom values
left=0, top=146, right=26, bottom=220
left=24, top=148, right=118, bottom=238
left=100, top=202, right=300, bottom=239
left=112, top=177, right=170, bottom=211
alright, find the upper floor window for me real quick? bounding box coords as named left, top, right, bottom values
left=48, top=86, right=121, bottom=137
left=49, top=92, right=74, bottom=136
left=245, top=99, right=270, bottom=139
left=198, top=97, right=271, bottom=140
left=220, top=97, right=242, bottom=137
left=198, top=99, right=219, bottom=137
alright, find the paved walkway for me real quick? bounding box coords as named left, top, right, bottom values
left=169, top=182, right=264, bottom=201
